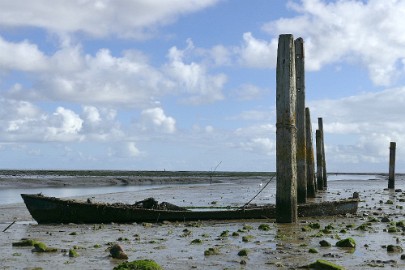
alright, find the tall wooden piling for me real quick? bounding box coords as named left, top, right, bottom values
left=305, top=107, right=316, bottom=197
left=388, top=142, right=396, bottom=189
left=316, top=129, right=324, bottom=190
left=318, top=118, right=327, bottom=188
left=295, top=37, right=307, bottom=203
left=276, top=34, right=297, bottom=223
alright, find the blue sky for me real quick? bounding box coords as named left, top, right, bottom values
left=0, top=0, right=404, bottom=172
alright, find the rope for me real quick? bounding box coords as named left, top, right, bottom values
left=240, top=174, right=276, bottom=209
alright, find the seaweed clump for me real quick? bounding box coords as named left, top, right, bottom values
left=113, top=259, right=163, bottom=270
left=301, top=259, right=345, bottom=269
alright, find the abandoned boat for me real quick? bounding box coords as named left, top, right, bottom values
left=21, top=193, right=359, bottom=224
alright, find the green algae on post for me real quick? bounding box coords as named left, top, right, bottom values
left=113, top=259, right=163, bottom=270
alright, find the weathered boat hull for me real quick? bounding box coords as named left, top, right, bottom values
left=21, top=194, right=359, bottom=224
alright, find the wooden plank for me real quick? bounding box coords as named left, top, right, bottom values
left=318, top=117, right=327, bottom=188
left=388, top=142, right=396, bottom=189
left=276, top=34, right=297, bottom=223
left=305, top=107, right=316, bottom=197
left=316, top=129, right=324, bottom=190
left=295, top=37, right=307, bottom=203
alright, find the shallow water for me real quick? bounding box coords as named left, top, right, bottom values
left=0, top=184, right=173, bottom=205
left=0, top=173, right=388, bottom=206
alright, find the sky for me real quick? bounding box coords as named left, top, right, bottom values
left=0, top=0, right=404, bottom=173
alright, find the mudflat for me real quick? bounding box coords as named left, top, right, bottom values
left=1, top=174, right=405, bottom=269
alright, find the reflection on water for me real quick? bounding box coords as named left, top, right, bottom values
left=0, top=185, right=166, bottom=205
left=327, top=174, right=385, bottom=181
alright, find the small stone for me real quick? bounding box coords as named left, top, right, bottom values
left=336, top=238, right=356, bottom=248
left=381, top=217, right=391, bottom=222
left=109, top=244, right=128, bottom=259
left=387, top=245, right=403, bottom=253
left=320, top=240, right=332, bottom=247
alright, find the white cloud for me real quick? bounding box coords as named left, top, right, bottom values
left=232, top=84, right=267, bottom=101
left=127, top=142, right=141, bottom=157
left=141, top=107, right=176, bottom=134
left=164, top=40, right=227, bottom=104
left=46, top=107, right=83, bottom=141
left=236, top=32, right=278, bottom=68
left=263, top=0, right=405, bottom=86
left=7, top=47, right=171, bottom=107
left=0, top=0, right=220, bottom=39
left=4, top=39, right=228, bottom=107
left=108, top=142, right=142, bottom=158
left=310, top=87, right=405, bottom=168
left=0, top=36, right=48, bottom=71
left=239, top=137, right=275, bottom=155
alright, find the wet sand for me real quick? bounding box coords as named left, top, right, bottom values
left=1, top=175, right=405, bottom=269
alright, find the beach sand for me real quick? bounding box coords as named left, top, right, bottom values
left=1, top=174, right=405, bottom=269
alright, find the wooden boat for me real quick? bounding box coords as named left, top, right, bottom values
left=21, top=193, right=359, bottom=224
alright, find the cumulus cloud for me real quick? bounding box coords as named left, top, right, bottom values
left=232, top=84, right=268, bottom=101
left=164, top=40, right=227, bottom=104
left=141, top=107, right=176, bottom=134
left=236, top=32, right=277, bottom=68
left=263, top=0, right=405, bottom=86
left=0, top=36, right=48, bottom=71
left=0, top=0, right=220, bottom=39
left=46, top=107, right=84, bottom=141
left=3, top=38, right=229, bottom=107
left=310, top=87, right=405, bottom=167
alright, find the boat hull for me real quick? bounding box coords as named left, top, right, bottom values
left=21, top=194, right=359, bottom=224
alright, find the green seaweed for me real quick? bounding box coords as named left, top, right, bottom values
left=12, top=239, right=38, bottom=247
left=336, top=238, right=356, bottom=248
left=303, top=259, right=345, bottom=269
left=258, top=224, right=271, bottom=231
left=32, top=242, right=58, bottom=253
left=190, top=239, right=202, bottom=244
left=69, top=249, right=79, bottom=257
left=113, top=259, right=163, bottom=270
left=242, top=235, right=254, bottom=242
left=204, top=247, right=220, bottom=256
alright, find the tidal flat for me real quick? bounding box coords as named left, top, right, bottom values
left=1, top=172, right=405, bottom=269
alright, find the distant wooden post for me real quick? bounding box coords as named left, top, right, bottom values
left=318, top=118, right=327, bottom=188
left=388, top=142, right=396, bottom=189
left=316, top=129, right=324, bottom=190
left=295, top=37, right=307, bottom=204
left=276, top=34, right=297, bottom=223
left=305, top=107, right=316, bottom=197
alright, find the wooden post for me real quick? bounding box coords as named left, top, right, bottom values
left=316, top=129, right=324, bottom=190
left=388, top=142, right=396, bottom=189
left=318, top=117, right=327, bottom=188
left=305, top=107, right=316, bottom=197
left=276, top=34, right=297, bottom=223
left=295, top=37, right=307, bottom=204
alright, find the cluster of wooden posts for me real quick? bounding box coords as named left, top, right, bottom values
left=275, top=34, right=399, bottom=223
left=275, top=34, right=328, bottom=223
